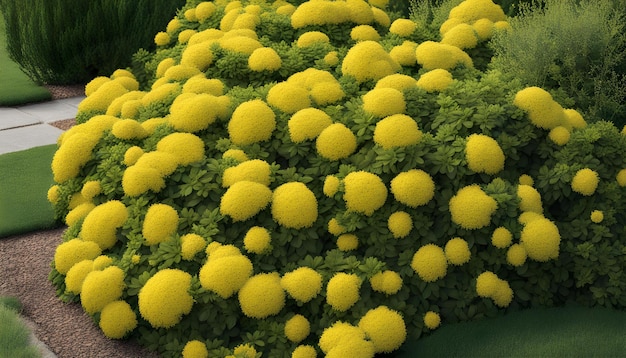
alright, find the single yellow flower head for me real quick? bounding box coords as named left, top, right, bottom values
left=387, top=211, right=413, bottom=238
left=99, top=300, right=138, bottom=339
left=476, top=271, right=500, bottom=297
left=195, top=2, right=217, bottom=22
left=449, top=185, right=498, bottom=229
left=157, top=132, right=205, bottom=165
left=81, top=200, right=128, bottom=250
left=372, top=5, right=391, bottom=26
left=138, top=269, right=194, bottom=328
left=281, top=267, right=323, bottom=303
left=181, top=43, right=214, bottom=71
left=590, top=210, right=604, bottom=223
left=423, top=311, right=441, bottom=330
left=64, top=259, right=94, bottom=294
left=441, top=23, right=479, bottom=49
left=416, top=68, right=454, bottom=92
left=248, top=47, right=282, bottom=72
left=222, top=159, right=271, bottom=188
left=154, top=31, right=170, bottom=46
left=328, top=218, right=347, bottom=236
left=285, top=314, right=311, bottom=343
left=91, top=254, right=113, bottom=270
left=47, top=185, right=60, bottom=204
left=164, top=64, right=201, bottom=81
left=297, top=31, right=330, bottom=48
left=520, top=217, right=560, bottom=261
left=415, top=41, right=473, bottom=70
left=122, top=166, right=166, bottom=197
left=292, top=345, right=317, bottom=358
left=65, top=203, right=96, bottom=227
left=362, top=87, right=406, bottom=118
left=519, top=174, right=534, bottom=186
left=375, top=74, right=417, bottom=91
left=180, top=234, right=206, bottom=260
left=491, top=226, right=513, bottom=248
left=142, top=204, right=179, bottom=245
left=448, top=0, right=507, bottom=23
left=326, top=272, right=361, bottom=311
left=324, top=51, right=340, bottom=66
left=373, top=114, right=422, bottom=149
left=369, top=270, right=402, bottom=295
left=182, top=340, right=209, bottom=358
left=239, top=272, right=285, bottom=318
left=444, top=237, right=471, bottom=265
left=571, top=168, right=599, bottom=196
left=111, top=119, right=148, bottom=140
left=316, top=123, right=357, bottom=160
left=549, top=126, right=571, bottom=146
left=267, top=82, right=311, bottom=114
left=220, top=181, right=272, bottom=221
left=319, top=322, right=369, bottom=356
left=351, top=25, right=380, bottom=41
left=358, top=305, right=406, bottom=353
left=617, top=169, right=626, bottom=187
left=343, top=171, right=388, bottom=216
left=218, top=35, right=263, bottom=54
left=289, top=108, right=333, bottom=143
left=223, top=149, right=248, bottom=162
left=53, top=238, right=101, bottom=275
left=199, top=254, right=253, bottom=298
left=390, top=169, right=435, bottom=207
left=472, top=18, right=494, bottom=40
left=492, top=279, right=514, bottom=307
left=389, top=18, right=417, bottom=37
left=243, top=226, right=272, bottom=254
left=272, top=182, right=318, bottom=229
left=81, top=265, right=125, bottom=314
left=84, top=76, right=109, bottom=96
left=411, top=244, right=448, bottom=282
left=506, top=244, right=527, bottom=267
left=342, top=41, right=401, bottom=83
left=518, top=211, right=544, bottom=225
left=517, top=184, right=543, bottom=214
left=465, top=134, right=505, bottom=175
left=169, top=93, right=230, bottom=132
left=229, top=99, right=276, bottom=145
left=309, top=80, right=345, bottom=106
left=564, top=108, right=586, bottom=129
left=389, top=41, right=418, bottom=66
left=323, top=175, right=341, bottom=197
left=183, top=75, right=224, bottom=96
left=337, top=234, right=359, bottom=251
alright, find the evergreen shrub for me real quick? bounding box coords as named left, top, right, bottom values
left=0, top=0, right=186, bottom=85
left=47, top=0, right=626, bottom=357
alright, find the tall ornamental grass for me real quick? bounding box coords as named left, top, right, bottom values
left=0, top=0, right=186, bottom=85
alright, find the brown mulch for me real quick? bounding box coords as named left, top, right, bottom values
left=1, top=86, right=160, bottom=358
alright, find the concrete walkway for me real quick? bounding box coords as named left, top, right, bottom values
left=0, top=96, right=84, bottom=155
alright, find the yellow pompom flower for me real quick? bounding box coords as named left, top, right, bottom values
left=220, top=181, right=272, bottom=221
left=617, top=169, right=626, bottom=187
left=154, top=31, right=170, bottom=46
left=228, top=99, right=276, bottom=145
left=233, top=344, right=257, bottom=358
left=180, top=234, right=206, bottom=260
left=373, top=114, right=422, bottom=149
left=218, top=35, right=263, bottom=54
left=223, top=149, right=248, bottom=162
left=157, top=132, right=205, bottom=165
left=448, top=0, right=507, bottom=23
left=388, top=211, right=413, bottom=238
left=183, top=76, right=224, bottom=96
left=342, top=41, right=401, bottom=83
left=169, top=93, right=230, bottom=132
left=297, top=31, right=330, bottom=48
left=389, top=41, right=418, bottom=66
left=316, top=123, right=357, bottom=160
left=369, top=270, right=402, bottom=295
left=309, top=81, right=345, bottom=106
left=122, top=166, right=165, bottom=197
left=494, top=20, right=512, bottom=31
left=272, top=182, right=318, bottom=229
left=375, top=74, right=417, bottom=91
left=423, top=311, right=441, bottom=329
left=323, top=175, right=341, bottom=197
left=64, top=259, right=94, bottom=294
left=362, top=87, right=406, bottom=117
left=65, top=203, right=95, bottom=227
left=281, top=267, right=323, bottom=303
left=518, top=184, right=544, bottom=214
left=476, top=271, right=500, bottom=297
left=267, top=82, right=311, bottom=114
left=449, top=185, right=498, bottom=229
left=465, top=134, right=505, bottom=174
left=328, top=218, right=346, bottom=236
left=506, top=244, right=527, bottom=267
left=195, top=2, right=216, bottom=22
left=416, top=69, right=454, bottom=92
left=134, top=152, right=178, bottom=177
left=155, top=58, right=176, bottom=78
left=492, top=279, right=514, bottom=308
left=411, top=244, right=448, bottom=282
left=81, top=181, right=101, bottom=199
left=343, top=171, right=388, bottom=216
left=513, top=87, right=567, bottom=130
left=53, top=126, right=114, bottom=183
left=222, top=159, right=271, bottom=188
left=518, top=211, right=544, bottom=225
left=111, top=119, right=148, bottom=140
left=358, top=306, right=406, bottom=353
left=389, top=19, right=417, bottom=37
left=142, top=204, right=179, bottom=245
left=178, top=29, right=198, bottom=44
left=491, top=226, right=513, bottom=248
left=549, top=126, right=571, bottom=145
left=415, top=41, right=473, bottom=70
left=81, top=200, right=128, bottom=250
left=288, top=108, right=334, bottom=143
left=248, top=47, right=282, bottom=72
left=239, top=272, right=286, bottom=318
left=81, top=265, right=125, bottom=314
left=571, top=168, right=599, bottom=196
left=99, top=300, right=138, bottom=339
left=285, top=314, right=311, bottom=343
left=445, top=237, right=471, bottom=265
left=243, top=226, right=272, bottom=254
left=564, top=108, right=586, bottom=129
left=182, top=340, right=209, bottom=358
left=138, top=269, right=194, bottom=328
left=351, top=25, right=380, bottom=41
left=92, top=255, right=114, bottom=270
left=441, top=23, right=479, bottom=49
left=319, top=321, right=367, bottom=354
left=199, top=254, right=253, bottom=298
left=337, top=234, right=359, bottom=251
left=520, top=217, right=560, bottom=261
left=292, top=345, right=317, bottom=358
left=184, top=8, right=197, bottom=21
left=53, top=239, right=101, bottom=275
left=472, top=18, right=494, bottom=40
left=84, top=76, right=109, bottom=96
left=208, top=244, right=242, bottom=260
left=106, top=91, right=145, bottom=117
left=390, top=169, right=435, bottom=207
left=590, top=210, right=604, bottom=223
left=324, top=51, right=340, bottom=66
left=47, top=185, right=60, bottom=204
left=326, top=272, right=361, bottom=311
left=180, top=43, right=214, bottom=71
left=519, top=174, right=534, bottom=186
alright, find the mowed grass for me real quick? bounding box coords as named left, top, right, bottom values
left=0, top=12, right=51, bottom=106
left=0, top=144, right=59, bottom=237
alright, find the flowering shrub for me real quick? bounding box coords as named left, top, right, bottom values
left=48, top=0, right=626, bottom=356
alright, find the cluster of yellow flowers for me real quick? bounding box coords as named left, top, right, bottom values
left=199, top=244, right=253, bottom=298
left=267, top=68, right=345, bottom=113
left=476, top=271, right=514, bottom=307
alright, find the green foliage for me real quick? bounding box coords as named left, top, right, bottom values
left=489, top=0, right=626, bottom=125
left=0, top=302, right=40, bottom=358
left=47, top=0, right=626, bottom=357
left=0, top=0, right=186, bottom=84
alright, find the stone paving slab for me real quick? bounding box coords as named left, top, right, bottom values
left=0, top=107, right=40, bottom=130
left=0, top=124, right=62, bottom=155
left=12, top=97, right=83, bottom=123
